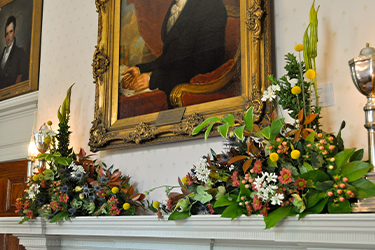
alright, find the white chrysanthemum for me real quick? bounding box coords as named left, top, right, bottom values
left=270, top=193, right=284, bottom=205
left=195, top=158, right=210, bottom=183
left=29, top=183, right=40, bottom=194
left=28, top=191, right=36, bottom=199
left=266, top=173, right=278, bottom=183
left=262, top=86, right=278, bottom=102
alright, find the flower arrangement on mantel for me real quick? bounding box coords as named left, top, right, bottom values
left=146, top=1, right=375, bottom=229
left=16, top=85, right=146, bottom=223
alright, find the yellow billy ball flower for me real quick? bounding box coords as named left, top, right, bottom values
left=181, top=176, right=187, bottom=185
left=123, top=202, right=131, bottom=210
left=32, top=174, right=39, bottom=182
left=294, top=44, right=304, bottom=52
left=306, top=69, right=316, bottom=79
left=291, top=86, right=301, bottom=95
left=270, top=152, right=279, bottom=162
left=47, top=120, right=53, bottom=126
left=153, top=201, right=160, bottom=209
left=291, top=150, right=301, bottom=159
left=44, top=136, right=51, bottom=145
left=112, top=187, right=119, bottom=194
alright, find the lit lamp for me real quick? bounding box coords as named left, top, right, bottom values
left=349, top=43, right=375, bottom=212
left=27, top=136, right=39, bottom=179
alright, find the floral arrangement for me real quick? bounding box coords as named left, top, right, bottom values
left=16, top=85, right=145, bottom=223
left=147, top=2, right=375, bottom=229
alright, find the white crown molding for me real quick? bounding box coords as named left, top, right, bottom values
left=1, top=214, right=375, bottom=249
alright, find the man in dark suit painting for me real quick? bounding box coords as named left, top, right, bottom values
left=122, top=0, right=227, bottom=108
left=0, top=16, right=28, bottom=89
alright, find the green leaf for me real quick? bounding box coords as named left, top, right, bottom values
left=221, top=203, right=243, bottom=220
left=305, top=189, right=327, bottom=209
left=218, top=123, right=229, bottom=139
left=350, top=149, right=364, bottom=162
left=334, top=148, right=356, bottom=169
left=299, top=170, right=330, bottom=183
left=239, top=183, right=251, bottom=198
left=192, top=116, right=221, bottom=135
left=351, top=178, right=375, bottom=198
left=194, top=186, right=213, bottom=204
left=221, top=114, right=235, bottom=126
left=204, top=123, right=215, bottom=141
left=327, top=199, right=352, bottom=213
left=264, top=206, right=296, bottom=229
left=54, top=157, right=70, bottom=166
left=315, top=180, right=334, bottom=192
left=50, top=210, right=69, bottom=223
left=168, top=210, right=191, bottom=220
left=244, top=107, right=254, bottom=133
left=214, top=195, right=235, bottom=208
left=270, top=118, right=284, bottom=141
left=19, top=217, right=30, bottom=224
left=299, top=197, right=328, bottom=219
left=340, top=161, right=372, bottom=182
left=35, top=153, right=48, bottom=159
left=233, top=125, right=245, bottom=140
left=257, top=126, right=271, bottom=139
left=305, top=131, right=316, bottom=144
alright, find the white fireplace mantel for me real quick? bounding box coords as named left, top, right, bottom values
left=1, top=214, right=375, bottom=250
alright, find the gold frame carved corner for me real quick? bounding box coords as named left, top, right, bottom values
left=92, top=46, right=110, bottom=84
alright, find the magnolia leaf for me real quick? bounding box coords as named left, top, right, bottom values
left=221, top=114, right=235, bottom=126
left=303, top=113, right=318, bottom=125
left=192, top=116, right=221, bottom=135
left=315, top=180, right=334, bottom=192
left=264, top=206, right=296, bottom=229
left=327, top=199, right=351, bottom=213
left=221, top=203, right=243, bottom=220
left=233, top=125, right=245, bottom=140
left=244, top=107, right=254, bottom=133
left=299, top=197, right=328, bottom=219
left=168, top=210, right=191, bottom=220
left=50, top=210, right=69, bottom=223
left=299, top=170, right=330, bottom=183
left=242, top=158, right=253, bottom=173
left=351, top=178, right=375, bottom=199
left=218, top=123, right=229, bottom=139
left=305, top=189, right=327, bottom=209
left=334, top=148, right=356, bottom=169
left=298, top=109, right=303, bottom=123
left=214, top=195, right=235, bottom=208
left=340, top=161, right=372, bottom=182
left=350, top=149, right=364, bottom=162
left=227, top=155, right=248, bottom=166
left=204, top=123, right=215, bottom=141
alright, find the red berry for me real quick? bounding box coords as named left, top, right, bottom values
left=340, top=183, right=345, bottom=188
left=337, top=189, right=343, bottom=194
left=327, top=191, right=333, bottom=197
left=343, top=177, right=348, bottom=182
left=339, top=197, right=345, bottom=202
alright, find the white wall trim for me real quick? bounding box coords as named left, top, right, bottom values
left=1, top=214, right=375, bottom=249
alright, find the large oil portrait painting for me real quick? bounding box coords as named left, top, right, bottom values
left=90, top=0, right=272, bottom=151
left=0, top=0, right=42, bottom=101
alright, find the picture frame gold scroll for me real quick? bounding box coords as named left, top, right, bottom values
left=0, top=0, right=42, bottom=101
left=90, top=0, right=273, bottom=152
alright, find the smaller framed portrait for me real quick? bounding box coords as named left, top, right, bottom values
left=0, top=0, right=42, bottom=101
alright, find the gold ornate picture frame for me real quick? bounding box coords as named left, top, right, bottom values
left=90, top=0, right=272, bottom=152
left=0, top=0, right=42, bottom=101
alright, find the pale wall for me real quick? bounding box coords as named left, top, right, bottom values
left=35, top=0, right=374, bottom=202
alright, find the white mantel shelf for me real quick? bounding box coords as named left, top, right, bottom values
left=1, top=214, right=375, bottom=250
